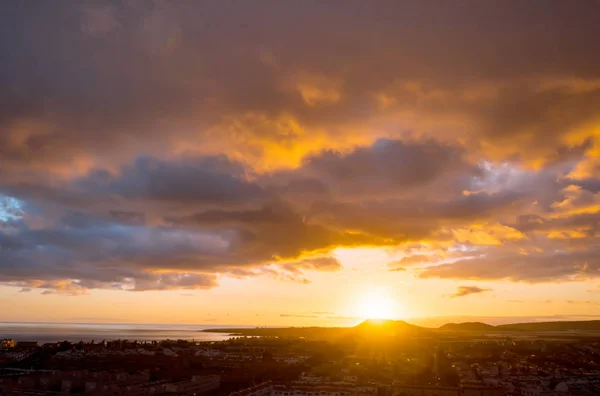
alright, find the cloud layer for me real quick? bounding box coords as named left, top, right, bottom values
left=450, top=286, right=492, bottom=298
left=2, top=1, right=600, bottom=293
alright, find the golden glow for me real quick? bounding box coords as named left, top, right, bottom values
left=181, top=112, right=374, bottom=172
left=356, top=288, right=398, bottom=320
left=287, top=72, right=341, bottom=106
left=333, top=247, right=392, bottom=269
left=451, top=222, right=525, bottom=246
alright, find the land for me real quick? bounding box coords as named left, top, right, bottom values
left=202, top=319, right=600, bottom=338
left=202, top=319, right=427, bottom=339
left=2, top=319, right=600, bottom=395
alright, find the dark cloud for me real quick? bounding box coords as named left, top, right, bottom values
left=421, top=244, right=600, bottom=282
left=449, top=286, right=492, bottom=298
left=279, top=139, right=475, bottom=199
left=223, top=256, right=340, bottom=285
left=0, top=136, right=595, bottom=291
left=283, top=257, right=341, bottom=272
left=81, top=156, right=262, bottom=205
left=2, top=1, right=600, bottom=292
left=169, top=201, right=375, bottom=263
left=514, top=211, right=600, bottom=236
left=133, top=273, right=218, bottom=291
left=1, top=1, right=600, bottom=173
left=0, top=211, right=229, bottom=292
left=108, top=210, right=146, bottom=224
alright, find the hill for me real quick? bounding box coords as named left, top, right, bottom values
left=354, top=319, right=428, bottom=336
left=202, top=326, right=351, bottom=339
left=202, top=319, right=430, bottom=339
left=438, top=322, right=496, bottom=332
left=497, top=320, right=600, bottom=331
left=203, top=319, right=600, bottom=339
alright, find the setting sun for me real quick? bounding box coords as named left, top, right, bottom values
left=356, top=288, right=398, bottom=320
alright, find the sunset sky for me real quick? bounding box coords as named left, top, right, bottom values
left=2, top=1, right=600, bottom=326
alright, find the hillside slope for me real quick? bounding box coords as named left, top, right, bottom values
left=497, top=320, right=600, bottom=331
left=438, top=322, right=496, bottom=331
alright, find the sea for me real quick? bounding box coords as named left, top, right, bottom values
left=0, top=323, right=242, bottom=343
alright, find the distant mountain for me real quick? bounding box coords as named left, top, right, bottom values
left=354, top=319, right=428, bottom=337
left=497, top=320, right=600, bottom=331
left=202, top=326, right=350, bottom=339
left=202, top=319, right=600, bottom=338
left=438, top=322, right=496, bottom=332
left=202, top=319, right=430, bottom=339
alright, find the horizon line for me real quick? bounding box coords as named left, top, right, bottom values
left=3, top=314, right=600, bottom=328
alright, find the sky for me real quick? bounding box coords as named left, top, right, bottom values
left=2, top=1, right=600, bottom=327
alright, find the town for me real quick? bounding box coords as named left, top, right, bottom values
left=2, top=320, right=600, bottom=396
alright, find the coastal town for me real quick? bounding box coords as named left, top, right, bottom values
left=2, top=320, right=600, bottom=396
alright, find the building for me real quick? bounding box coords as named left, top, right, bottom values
left=15, top=341, right=39, bottom=349
left=229, top=382, right=274, bottom=396
left=164, top=375, right=221, bottom=395
left=298, top=373, right=326, bottom=384
left=520, top=387, right=559, bottom=396
left=555, top=381, right=600, bottom=395
left=461, top=387, right=503, bottom=396
left=231, top=383, right=377, bottom=396
left=4, top=350, right=34, bottom=361
left=1, top=339, right=15, bottom=349
left=273, top=385, right=376, bottom=396
left=394, top=386, right=460, bottom=396
left=394, top=386, right=503, bottom=396
left=231, top=382, right=377, bottom=396
left=273, top=356, right=309, bottom=365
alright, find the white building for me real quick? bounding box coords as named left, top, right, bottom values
left=274, top=356, right=310, bottom=365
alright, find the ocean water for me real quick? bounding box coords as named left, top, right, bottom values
left=0, top=322, right=239, bottom=343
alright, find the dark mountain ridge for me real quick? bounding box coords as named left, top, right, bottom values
left=203, top=319, right=600, bottom=338
left=496, top=320, right=600, bottom=331
left=438, top=322, right=495, bottom=331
